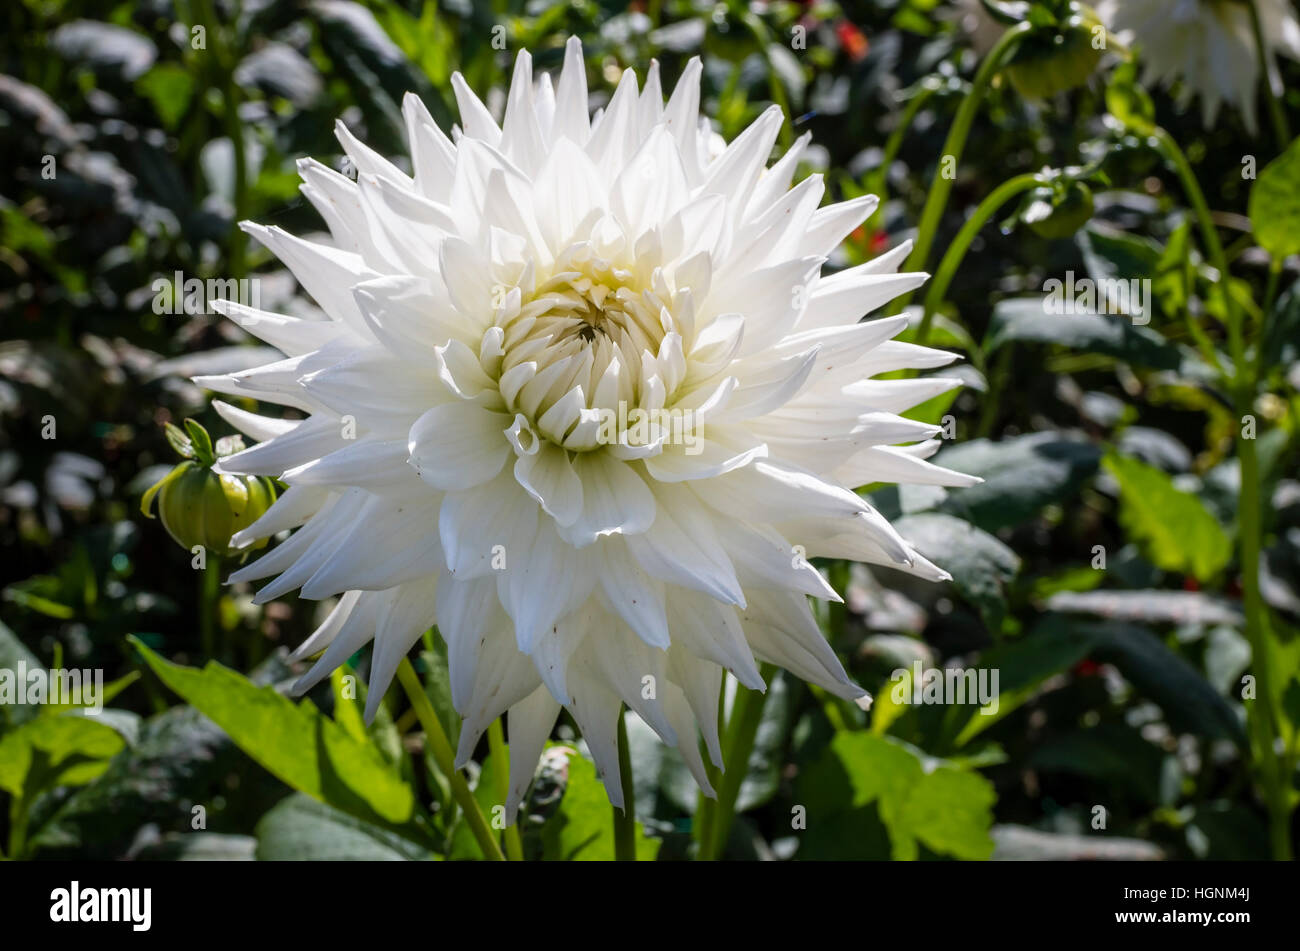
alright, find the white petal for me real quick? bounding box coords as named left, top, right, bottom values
left=408, top=402, right=511, bottom=491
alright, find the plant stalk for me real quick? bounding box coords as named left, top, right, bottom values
left=488, top=718, right=524, bottom=861
left=900, top=22, right=1032, bottom=303
left=1153, top=126, right=1291, bottom=860
left=917, top=172, right=1043, bottom=345
left=613, top=710, right=637, bottom=861
left=704, top=663, right=778, bottom=860
left=396, top=659, right=505, bottom=861
left=199, top=557, right=220, bottom=660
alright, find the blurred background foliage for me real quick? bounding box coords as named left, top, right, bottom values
left=2, top=0, right=1299, bottom=860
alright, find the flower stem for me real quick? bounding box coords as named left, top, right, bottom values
left=1248, top=0, right=1291, bottom=154
left=488, top=718, right=524, bottom=861
left=900, top=22, right=1032, bottom=302
left=1236, top=419, right=1292, bottom=860
left=613, top=709, right=637, bottom=861
left=916, top=172, right=1043, bottom=345
left=1152, top=127, right=1291, bottom=860
left=395, top=659, right=505, bottom=861
left=7, top=793, right=28, bottom=860
left=704, top=663, right=778, bottom=861
left=693, top=674, right=728, bottom=857
left=199, top=557, right=220, bottom=660
left=1151, top=129, right=1243, bottom=359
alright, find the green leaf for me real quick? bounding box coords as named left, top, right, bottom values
left=985, top=297, right=1181, bottom=369
left=1262, top=277, right=1300, bottom=367
left=311, top=0, right=431, bottom=153
left=1249, top=135, right=1300, bottom=259
left=1105, top=63, right=1155, bottom=135
left=0, top=620, right=43, bottom=725
left=1185, top=802, right=1270, bottom=860
left=330, top=667, right=367, bottom=743
left=44, top=671, right=140, bottom=716
left=796, top=733, right=995, bottom=860
left=1047, top=616, right=1244, bottom=743
left=540, top=745, right=661, bottom=861
left=1028, top=723, right=1166, bottom=799
left=182, top=418, right=215, bottom=466
left=29, top=704, right=252, bottom=858
left=932, top=433, right=1101, bottom=533
left=1102, top=453, right=1231, bottom=581
left=136, top=64, right=195, bottom=131
left=131, top=638, right=416, bottom=827
left=951, top=620, right=1097, bottom=746
left=255, top=793, right=438, bottom=861
left=1086, top=621, right=1244, bottom=743
left=1153, top=219, right=1194, bottom=319
left=893, top=513, right=1020, bottom=632
left=0, top=714, right=125, bottom=797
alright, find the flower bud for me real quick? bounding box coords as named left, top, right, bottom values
left=141, top=419, right=276, bottom=559
left=1004, top=11, right=1106, bottom=100
left=1022, top=180, right=1095, bottom=239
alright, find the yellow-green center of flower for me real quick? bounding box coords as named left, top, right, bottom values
left=491, top=248, right=686, bottom=453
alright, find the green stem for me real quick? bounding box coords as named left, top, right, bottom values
left=705, top=663, right=778, bottom=861
left=488, top=718, right=524, bottom=861
left=613, top=710, right=637, bottom=861
left=199, top=557, right=220, bottom=660
left=900, top=22, right=1032, bottom=302
left=693, top=674, right=727, bottom=857
left=869, top=80, right=942, bottom=225
left=1152, top=129, right=1243, bottom=359
left=7, top=793, right=27, bottom=861
left=1257, top=259, right=1282, bottom=381
left=1153, top=127, right=1291, bottom=860
left=975, top=347, right=1012, bottom=440
left=1248, top=0, right=1291, bottom=153
left=827, top=559, right=851, bottom=643
left=396, top=659, right=505, bottom=861
left=917, top=172, right=1043, bottom=345
left=1236, top=427, right=1291, bottom=860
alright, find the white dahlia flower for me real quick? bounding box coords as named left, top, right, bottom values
left=199, top=39, right=977, bottom=816
left=1097, top=0, right=1300, bottom=131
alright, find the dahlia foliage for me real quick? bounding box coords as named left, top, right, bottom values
left=201, top=38, right=976, bottom=814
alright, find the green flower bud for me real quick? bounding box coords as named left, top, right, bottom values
left=1023, top=180, right=1095, bottom=239
left=141, top=419, right=277, bottom=559
left=1004, top=12, right=1106, bottom=100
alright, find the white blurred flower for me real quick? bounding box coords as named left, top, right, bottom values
left=1097, top=0, right=1300, bottom=130
left=201, top=39, right=976, bottom=814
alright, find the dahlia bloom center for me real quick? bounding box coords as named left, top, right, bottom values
left=489, top=231, right=690, bottom=453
